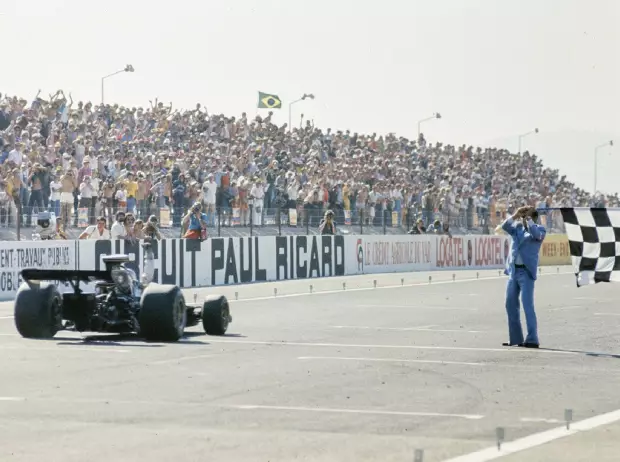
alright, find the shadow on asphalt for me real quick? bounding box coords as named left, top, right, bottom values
left=53, top=331, right=245, bottom=347
left=56, top=333, right=166, bottom=348
left=540, top=347, right=620, bottom=359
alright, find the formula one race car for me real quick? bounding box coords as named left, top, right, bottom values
left=13, top=255, right=232, bottom=342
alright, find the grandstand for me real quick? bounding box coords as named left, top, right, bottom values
left=0, top=90, right=614, bottom=240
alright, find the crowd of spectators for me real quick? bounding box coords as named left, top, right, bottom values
left=0, top=89, right=617, bottom=238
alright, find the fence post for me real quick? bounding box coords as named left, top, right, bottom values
left=249, top=204, right=253, bottom=237
left=16, top=202, right=21, bottom=241
left=360, top=209, right=364, bottom=235
left=277, top=206, right=282, bottom=236
left=383, top=209, right=387, bottom=234
left=217, top=207, right=221, bottom=237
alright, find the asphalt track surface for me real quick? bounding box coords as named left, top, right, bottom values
left=1, top=266, right=620, bottom=462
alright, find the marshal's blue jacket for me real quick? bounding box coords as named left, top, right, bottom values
left=501, top=216, right=547, bottom=281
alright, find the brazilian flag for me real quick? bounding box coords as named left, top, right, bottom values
left=258, top=92, right=282, bottom=109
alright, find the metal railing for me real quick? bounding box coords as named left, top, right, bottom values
left=0, top=200, right=570, bottom=240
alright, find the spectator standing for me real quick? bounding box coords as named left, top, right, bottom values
left=60, top=171, right=76, bottom=226
left=110, top=211, right=126, bottom=240
left=250, top=179, right=265, bottom=226
left=78, top=175, right=95, bottom=224
left=202, top=174, right=217, bottom=226
left=125, top=173, right=139, bottom=215
left=26, top=163, right=46, bottom=226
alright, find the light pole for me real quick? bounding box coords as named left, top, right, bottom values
left=417, top=113, right=441, bottom=138
left=289, top=93, right=314, bottom=131
left=594, top=140, right=613, bottom=195
left=101, top=64, right=135, bottom=105
left=518, top=128, right=539, bottom=154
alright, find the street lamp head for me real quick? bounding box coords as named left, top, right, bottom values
left=609, top=140, right=614, bottom=147
left=534, top=128, right=539, bottom=134
left=124, top=64, right=135, bottom=72
left=435, top=113, right=442, bottom=119
left=302, top=93, right=315, bottom=100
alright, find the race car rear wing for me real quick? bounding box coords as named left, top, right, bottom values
left=21, top=269, right=112, bottom=293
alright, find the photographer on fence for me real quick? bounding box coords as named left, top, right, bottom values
left=319, top=210, right=336, bottom=235
left=182, top=201, right=208, bottom=239
left=408, top=218, right=426, bottom=235
left=79, top=216, right=111, bottom=240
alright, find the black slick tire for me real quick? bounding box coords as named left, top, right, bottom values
left=139, top=284, right=186, bottom=342
left=202, top=295, right=230, bottom=336
left=14, top=283, right=62, bottom=339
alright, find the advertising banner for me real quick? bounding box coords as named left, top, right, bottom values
left=433, top=234, right=510, bottom=270
left=209, top=235, right=345, bottom=286
left=0, top=241, right=77, bottom=300
left=345, top=234, right=433, bottom=275
left=77, top=238, right=208, bottom=289
left=539, top=234, right=571, bottom=266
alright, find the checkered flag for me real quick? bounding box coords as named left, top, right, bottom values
left=560, top=208, right=620, bottom=287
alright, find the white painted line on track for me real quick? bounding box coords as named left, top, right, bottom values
left=333, top=324, right=439, bottom=330
left=0, top=397, right=25, bottom=402
left=225, top=272, right=571, bottom=303
left=298, top=356, right=485, bottom=366
left=0, top=316, right=13, bottom=319
left=519, top=417, right=562, bottom=424
left=206, top=339, right=577, bottom=355
left=441, top=408, right=620, bottom=461
left=594, top=312, right=620, bottom=316
left=224, top=404, right=484, bottom=420
left=330, top=325, right=486, bottom=333
left=150, top=354, right=217, bottom=365
left=356, top=305, right=479, bottom=311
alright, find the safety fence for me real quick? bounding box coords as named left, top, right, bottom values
left=3, top=201, right=570, bottom=240
left=0, top=233, right=515, bottom=300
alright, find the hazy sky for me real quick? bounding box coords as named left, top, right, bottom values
left=2, top=0, right=618, bottom=193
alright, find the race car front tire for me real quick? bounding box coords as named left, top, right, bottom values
left=14, top=283, right=62, bottom=339
left=139, top=284, right=187, bottom=342
left=202, top=295, right=231, bottom=336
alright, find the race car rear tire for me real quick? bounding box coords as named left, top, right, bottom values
left=14, top=283, right=62, bottom=339
left=139, top=284, right=187, bottom=342
left=202, top=295, right=230, bottom=336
